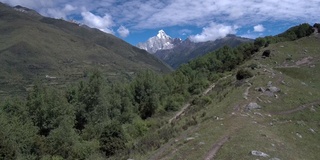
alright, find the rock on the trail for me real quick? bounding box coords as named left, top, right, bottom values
left=245, top=102, right=262, bottom=111
left=309, top=128, right=316, bottom=133
left=296, top=132, right=302, bottom=138
left=185, top=137, right=195, bottom=141
left=267, top=86, right=281, bottom=93
left=255, top=87, right=266, bottom=92
left=199, top=142, right=205, bottom=145
left=269, top=158, right=281, bottom=160
left=250, top=150, right=270, bottom=157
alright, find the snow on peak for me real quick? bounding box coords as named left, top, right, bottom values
left=157, top=30, right=170, bottom=39
left=137, top=30, right=182, bottom=54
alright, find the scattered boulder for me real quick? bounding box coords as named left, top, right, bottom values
left=250, top=150, right=270, bottom=157
left=267, top=86, right=281, bottom=93
left=245, top=102, right=262, bottom=111
left=185, top=137, right=195, bottom=141
left=199, top=142, right=205, bottom=145
left=255, top=87, right=266, bottom=92
left=264, top=91, right=274, bottom=97
left=296, top=132, right=302, bottom=138
left=309, top=128, right=316, bottom=133
left=310, top=106, right=316, bottom=112
left=269, top=158, right=281, bottom=160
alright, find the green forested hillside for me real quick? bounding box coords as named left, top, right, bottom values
left=0, top=3, right=171, bottom=97
left=155, top=35, right=252, bottom=69
left=1, top=21, right=317, bottom=159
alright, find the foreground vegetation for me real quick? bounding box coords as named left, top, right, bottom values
left=0, top=23, right=317, bottom=159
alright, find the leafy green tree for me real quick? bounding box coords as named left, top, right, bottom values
left=254, top=37, right=266, bottom=47
left=107, top=83, right=135, bottom=123
left=278, top=23, right=313, bottom=40
left=99, top=122, right=127, bottom=157
left=67, top=70, right=104, bottom=131
left=26, top=85, right=75, bottom=136
left=0, top=103, right=38, bottom=159
left=131, top=70, right=164, bottom=119
left=45, top=120, right=79, bottom=159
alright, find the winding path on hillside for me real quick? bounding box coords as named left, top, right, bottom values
left=168, top=75, right=231, bottom=124
left=271, top=100, right=320, bottom=115
left=204, top=136, right=230, bottom=160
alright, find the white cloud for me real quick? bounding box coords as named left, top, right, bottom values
left=45, top=8, right=67, bottom=19
left=64, top=4, right=76, bottom=12
left=117, top=25, right=130, bottom=38
left=253, top=24, right=265, bottom=32
left=189, top=23, right=238, bottom=42
left=131, top=0, right=319, bottom=29
left=81, top=11, right=114, bottom=33
left=1, top=0, right=319, bottom=36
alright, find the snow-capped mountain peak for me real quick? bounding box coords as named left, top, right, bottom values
left=157, top=30, right=171, bottom=39
left=137, top=30, right=181, bottom=54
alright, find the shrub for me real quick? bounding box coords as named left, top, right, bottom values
left=99, top=123, right=127, bottom=157
left=236, top=69, right=253, bottom=80
left=254, top=37, right=266, bottom=47
left=262, top=50, right=271, bottom=57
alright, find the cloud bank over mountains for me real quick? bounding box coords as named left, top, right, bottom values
left=2, top=0, right=319, bottom=40
left=189, top=23, right=238, bottom=42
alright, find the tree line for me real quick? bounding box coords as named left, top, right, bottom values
left=0, top=23, right=316, bottom=159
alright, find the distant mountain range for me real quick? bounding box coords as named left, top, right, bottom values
left=0, top=3, right=172, bottom=96
left=137, top=30, right=182, bottom=53
left=137, top=30, right=252, bottom=69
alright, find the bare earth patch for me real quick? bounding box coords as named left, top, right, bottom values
left=204, top=136, right=230, bottom=160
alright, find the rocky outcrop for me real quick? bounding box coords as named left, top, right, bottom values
left=250, top=150, right=269, bottom=157
left=245, top=102, right=262, bottom=111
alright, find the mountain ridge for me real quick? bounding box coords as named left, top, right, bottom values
left=0, top=3, right=172, bottom=96
left=137, top=30, right=252, bottom=68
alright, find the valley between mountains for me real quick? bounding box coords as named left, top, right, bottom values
left=0, top=2, right=320, bottom=160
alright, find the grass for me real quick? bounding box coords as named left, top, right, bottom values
left=130, top=34, right=320, bottom=160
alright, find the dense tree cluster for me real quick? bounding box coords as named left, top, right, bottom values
left=254, top=23, right=314, bottom=47
left=0, top=23, right=316, bottom=159
left=0, top=69, right=191, bottom=159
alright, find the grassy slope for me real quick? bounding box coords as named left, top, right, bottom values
left=0, top=3, right=171, bottom=96
left=133, top=34, right=320, bottom=159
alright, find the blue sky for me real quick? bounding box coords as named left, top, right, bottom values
left=1, top=0, right=319, bottom=45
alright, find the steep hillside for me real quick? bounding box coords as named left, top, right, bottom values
left=0, top=3, right=171, bottom=96
left=138, top=34, right=320, bottom=160
left=0, top=21, right=317, bottom=159
left=155, top=35, right=252, bottom=69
